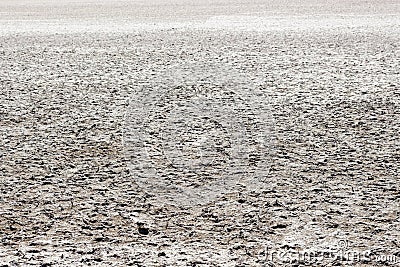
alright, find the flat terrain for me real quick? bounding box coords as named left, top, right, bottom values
left=1, top=0, right=399, bottom=266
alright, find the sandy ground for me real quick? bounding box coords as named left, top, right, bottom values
left=1, top=0, right=400, bottom=266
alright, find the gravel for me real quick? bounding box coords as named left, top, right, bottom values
left=1, top=0, right=399, bottom=266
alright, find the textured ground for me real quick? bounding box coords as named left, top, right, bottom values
left=1, top=0, right=400, bottom=266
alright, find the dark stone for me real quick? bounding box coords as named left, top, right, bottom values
left=93, top=237, right=109, bottom=242
left=138, top=227, right=149, bottom=235
left=272, top=224, right=288, bottom=229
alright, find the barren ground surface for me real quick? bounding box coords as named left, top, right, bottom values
left=1, top=0, right=400, bottom=266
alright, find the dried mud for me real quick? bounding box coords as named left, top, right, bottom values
left=1, top=1, right=400, bottom=266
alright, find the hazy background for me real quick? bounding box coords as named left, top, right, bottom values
left=1, top=0, right=400, bottom=33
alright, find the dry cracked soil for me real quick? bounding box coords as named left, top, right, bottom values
left=0, top=0, right=400, bottom=266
